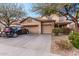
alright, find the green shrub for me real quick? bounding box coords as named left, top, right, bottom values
left=69, top=31, right=79, bottom=49
left=62, top=28, right=71, bottom=35
left=53, top=28, right=62, bottom=36
left=53, top=28, right=71, bottom=36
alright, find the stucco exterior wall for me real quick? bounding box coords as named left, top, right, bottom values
left=50, top=14, right=59, bottom=22
left=0, top=23, right=5, bottom=31
left=50, top=14, right=67, bottom=23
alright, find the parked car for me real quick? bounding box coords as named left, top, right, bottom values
left=0, top=31, right=2, bottom=37
left=3, top=27, right=18, bottom=37
left=11, top=26, right=29, bottom=35
left=21, top=27, right=29, bottom=34
left=1, top=26, right=29, bottom=38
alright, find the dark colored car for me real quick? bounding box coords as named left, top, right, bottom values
left=2, top=26, right=29, bottom=38
left=19, top=28, right=29, bottom=34
left=11, top=26, right=29, bottom=35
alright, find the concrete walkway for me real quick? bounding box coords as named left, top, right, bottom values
left=0, top=34, right=56, bottom=56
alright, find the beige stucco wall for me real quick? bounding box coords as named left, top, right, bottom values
left=67, top=22, right=75, bottom=30
left=40, top=16, right=48, bottom=20
left=0, top=23, right=5, bottom=31
left=50, top=14, right=59, bottom=23
left=21, top=19, right=40, bottom=26
left=50, top=14, right=67, bottom=23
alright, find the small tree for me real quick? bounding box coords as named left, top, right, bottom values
left=0, top=3, right=26, bottom=27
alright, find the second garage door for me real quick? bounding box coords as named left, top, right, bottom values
left=42, top=25, right=52, bottom=34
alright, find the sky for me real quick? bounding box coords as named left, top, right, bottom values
left=23, top=3, right=41, bottom=18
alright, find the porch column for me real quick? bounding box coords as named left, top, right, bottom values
left=52, top=21, right=55, bottom=29
left=41, top=22, right=43, bottom=34
left=39, top=22, right=42, bottom=34
left=52, top=21, right=55, bottom=35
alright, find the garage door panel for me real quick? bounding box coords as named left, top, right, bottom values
left=25, top=26, right=39, bottom=34
left=42, top=26, right=52, bottom=34
left=30, top=27, right=39, bottom=33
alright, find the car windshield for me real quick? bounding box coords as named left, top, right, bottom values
left=11, top=26, right=22, bottom=30
left=11, top=26, right=17, bottom=29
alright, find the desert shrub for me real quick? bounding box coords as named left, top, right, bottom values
left=55, top=39, right=73, bottom=50
left=69, top=31, right=79, bottom=49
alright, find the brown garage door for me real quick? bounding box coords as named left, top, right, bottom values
left=42, top=25, right=52, bottom=34
left=29, top=26, right=39, bottom=34
left=24, top=25, right=39, bottom=34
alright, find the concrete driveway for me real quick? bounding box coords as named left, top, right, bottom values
left=0, top=34, right=54, bottom=56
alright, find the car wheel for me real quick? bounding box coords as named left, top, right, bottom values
left=27, top=31, right=29, bottom=34
left=13, top=33, right=18, bottom=38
